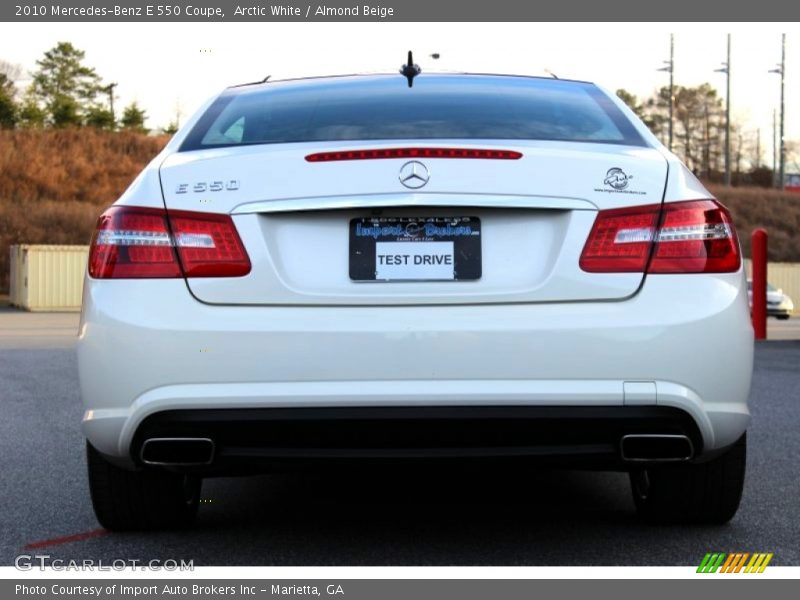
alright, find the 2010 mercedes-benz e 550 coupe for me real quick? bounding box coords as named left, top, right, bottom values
left=78, top=71, right=753, bottom=531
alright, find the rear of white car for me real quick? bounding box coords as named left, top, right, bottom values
left=78, top=73, right=752, bottom=530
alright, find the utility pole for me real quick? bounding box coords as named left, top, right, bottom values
left=715, top=34, right=731, bottom=186
left=669, top=34, right=674, bottom=152
left=704, top=103, right=711, bottom=178
left=779, top=33, right=786, bottom=191
left=736, top=132, right=743, bottom=181
left=174, top=99, right=183, bottom=129
left=756, top=129, right=761, bottom=169
left=773, top=109, right=777, bottom=185
left=658, top=34, right=675, bottom=151
left=724, top=35, right=731, bottom=185
left=769, top=34, right=786, bottom=190
left=104, top=82, right=118, bottom=125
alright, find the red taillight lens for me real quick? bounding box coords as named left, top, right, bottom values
left=89, top=207, right=181, bottom=279
left=648, top=200, right=740, bottom=273
left=169, top=212, right=251, bottom=277
left=89, top=206, right=251, bottom=279
left=579, top=199, right=740, bottom=274
left=579, top=204, right=661, bottom=273
left=305, top=147, right=523, bottom=162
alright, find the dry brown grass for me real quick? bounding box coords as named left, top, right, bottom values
left=708, top=184, right=800, bottom=263
left=0, top=128, right=169, bottom=204
left=0, top=129, right=798, bottom=293
left=0, top=129, right=169, bottom=291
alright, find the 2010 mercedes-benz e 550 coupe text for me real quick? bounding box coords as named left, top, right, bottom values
left=78, top=69, right=753, bottom=531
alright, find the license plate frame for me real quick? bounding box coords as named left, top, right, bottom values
left=349, top=216, right=482, bottom=282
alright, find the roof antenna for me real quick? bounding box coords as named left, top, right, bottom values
left=400, top=51, right=421, bottom=88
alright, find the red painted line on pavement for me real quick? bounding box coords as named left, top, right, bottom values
left=24, top=528, right=108, bottom=549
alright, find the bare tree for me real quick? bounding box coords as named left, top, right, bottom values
left=0, top=60, right=23, bottom=83
left=633, top=84, right=728, bottom=179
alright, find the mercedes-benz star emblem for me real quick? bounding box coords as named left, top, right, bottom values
left=398, top=161, right=430, bottom=189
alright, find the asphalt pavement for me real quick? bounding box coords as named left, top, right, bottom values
left=0, top=308, right=798, bottom=566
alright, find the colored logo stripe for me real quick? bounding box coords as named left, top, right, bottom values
left=721, top=553, right=748, bottom=573
left=745, top=553, right=773, bottom=573
left=698, top=552, right=773, bottom=573
left=721, top=554, right=737, bottom=572
left=697, top=553, right=726, bottom=573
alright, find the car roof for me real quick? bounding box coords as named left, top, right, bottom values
left=227, top=72, right=596, bottom=92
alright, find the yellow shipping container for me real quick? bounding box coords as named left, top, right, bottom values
left=9, top=245, right=89, bottom=311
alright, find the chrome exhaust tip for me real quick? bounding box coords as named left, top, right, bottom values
left=620, top=434, right=694, bottom=462
left=140, top=437, right=215, bottom=466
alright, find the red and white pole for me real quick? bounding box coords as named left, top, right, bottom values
left=751, top=228, right=768, bottom=340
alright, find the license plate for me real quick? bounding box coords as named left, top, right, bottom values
left=349, top=217, right=481, bottom=281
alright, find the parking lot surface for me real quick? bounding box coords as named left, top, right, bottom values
left=1, top=308, right=798, bottom=565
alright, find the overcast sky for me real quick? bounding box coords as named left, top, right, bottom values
left=1, top=22, right=797, bottom=164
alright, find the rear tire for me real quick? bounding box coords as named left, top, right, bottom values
left=86, top=442, right=201, bottom=531
left=629, top=433, right=746, bottom=524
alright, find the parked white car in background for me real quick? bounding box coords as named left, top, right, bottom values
left=78, top=70, right=753, bottom=530
left=747, top=280, right=794, bottom=319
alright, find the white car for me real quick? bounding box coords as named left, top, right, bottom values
left=78, top=71, right=753, bottom=530
left=747, top=280, right=794, bottom=319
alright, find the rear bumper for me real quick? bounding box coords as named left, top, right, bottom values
left=78, top=271, right=753, bottom=468
left=129, top=405, right=703, bottom=473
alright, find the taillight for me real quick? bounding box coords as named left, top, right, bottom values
left=89, top=206, right=251, bottom=279
left=169, top=212, right=252, bottom=277
left=89, top=207, right=181, bottom=279
left=648, top=200, right=741, bottom=273
left=579, top=204, right=660, bottom=273
left=579, top=199, right=740, bottom=274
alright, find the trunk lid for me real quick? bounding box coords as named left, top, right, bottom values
left=158, top=141, right=667, bottom=305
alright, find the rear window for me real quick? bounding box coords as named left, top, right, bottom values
left=180, top=75, right=646, bottom=151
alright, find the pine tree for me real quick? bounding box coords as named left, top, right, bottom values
left=0, top=73, right=17, bottom=128
left=29, top=41, right=103, bottom=127
left=120, top=101, right=148, bottom=133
